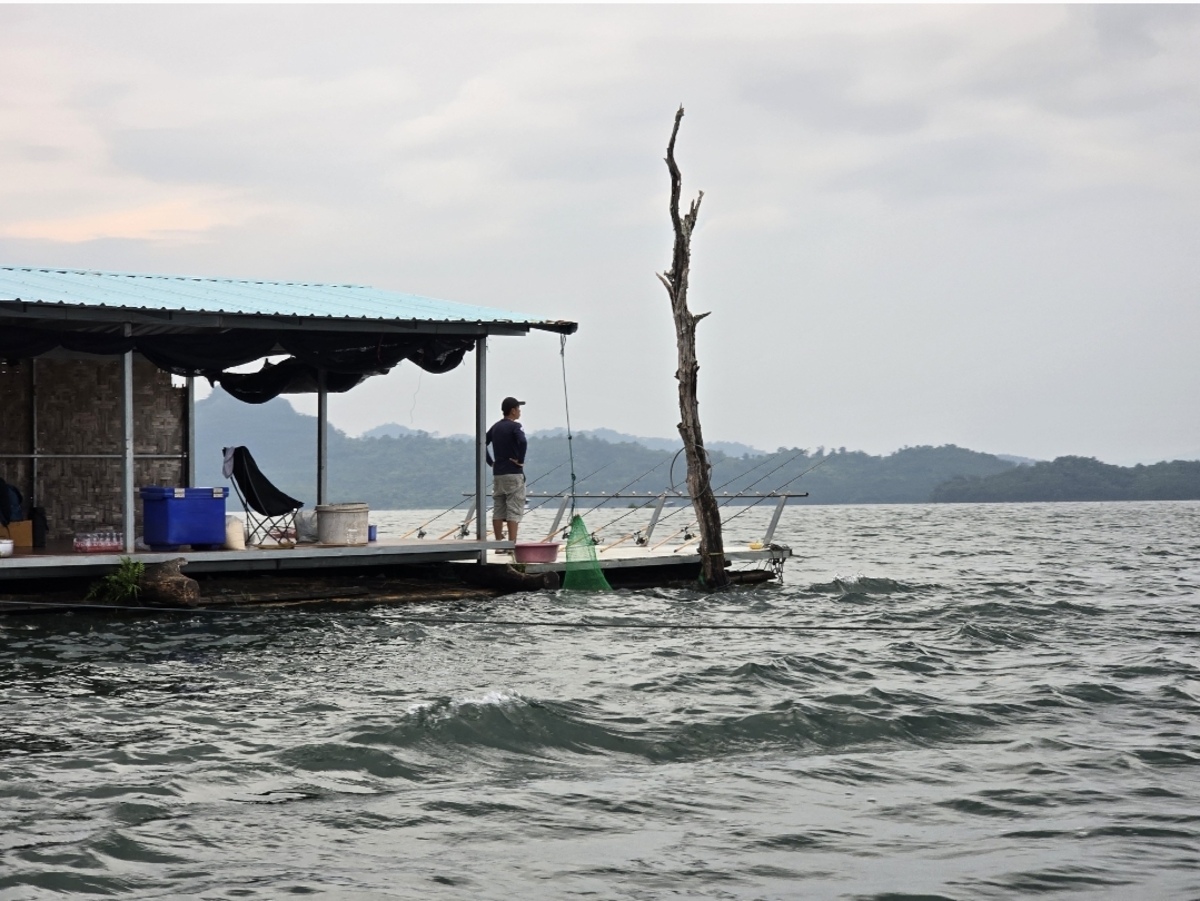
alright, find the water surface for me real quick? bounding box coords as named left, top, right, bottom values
left=2, top=501, right=1198, bottom=899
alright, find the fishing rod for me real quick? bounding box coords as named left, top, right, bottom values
left=526, top=460, right=622, bottom=542
left=403, top=460, right=569, bottom=539
left=401, top=498, right=470, bottom=540
left=589, top=447, right=788, bottom=550
left=721, top=455, right=830, bottom=526
left=560, top=456, right=674, bottom=542
left=668, top=443, right=798, bottom=497
left=514, top=460, right=623, bottom=542
left=725, top=446, right=825, bottom=497
left=436, top=460, right=573, bottom=540
left=526, top=459, right=615, bottom=516
left=671, top=455, right=831, bottom=552
left=598, top=494, right=674, bottom=551
left=586, top=457, right=671, bottom=514
left=647, top=447, right=818, bottom=549
left=589, top=447, right=796, bottom=545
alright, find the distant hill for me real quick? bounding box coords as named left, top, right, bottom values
left=360, top=423, right=470, bottom=441
left=194, top=391, right=1193, bottom=509
left=931, top=455, right=1200, bottom=502
left=996, top=454, right=1040, bottom=466
left=531, top=427, right=768, bottom=459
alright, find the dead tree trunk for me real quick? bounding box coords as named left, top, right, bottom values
left=657, top=105, right=728, bottom=590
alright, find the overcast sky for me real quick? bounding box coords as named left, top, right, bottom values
left=3, top=4, right=1198, bottom=465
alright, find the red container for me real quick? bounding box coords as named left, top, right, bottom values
left=513, top=541, right=561, bottom=563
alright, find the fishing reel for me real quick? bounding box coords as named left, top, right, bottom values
left=634, top=530, right=647, bottom=547
left=417, top=528, right=427, bottom=539
left=457, top=523, right=470, bottom=539
left=683, top=529, right=695, bottom=541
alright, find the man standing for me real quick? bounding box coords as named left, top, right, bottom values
left=486, top=396, right=527, bottom=544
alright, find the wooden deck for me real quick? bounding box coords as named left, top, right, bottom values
left=0, top=537, right=789, bottom=578
left=0, top=536, right=500, bottom=581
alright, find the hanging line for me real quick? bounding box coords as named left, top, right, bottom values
left=0, top=596, right=936, bottom=630
left=526, top=460, right=616, bottom=517
left=645, top=445, right=815, bottom=537
left=400, top=460, right=572, bottom=539
left=587, top=447, right=806, bottom=546
left=667, top=454, right=834, bottom=552
left=559, top=333, right=577, bottom=519
left=718, top=454, right=832, bottom=527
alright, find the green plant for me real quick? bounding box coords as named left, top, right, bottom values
left=85, top=556, right=145, bottom=605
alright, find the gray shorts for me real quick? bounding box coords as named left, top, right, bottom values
left=492, top=473, right=526, bottom=522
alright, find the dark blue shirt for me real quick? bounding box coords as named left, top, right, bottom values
left=486, top=418, right=526, bottom=476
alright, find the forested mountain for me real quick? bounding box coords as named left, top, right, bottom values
left=931, top=455, right=1200, bottom=502
left=193, top=391, right=1197, bottom=509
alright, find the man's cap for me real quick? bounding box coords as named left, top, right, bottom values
left=502, top=396, right=526, bottom=414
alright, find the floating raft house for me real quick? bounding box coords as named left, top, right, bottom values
left=0, top=265, right=789, bottom=605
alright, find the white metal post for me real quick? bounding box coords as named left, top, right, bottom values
left=29, top=359, right=38, bottom=506
left=762, top=495, right=789, bottom=545
left=475, top=337, right=488, bottom=561
left=545, top=495, right=572, bottom=542
left=185, top=376, right=196, bottom=487
left=121, top=329, right=135, bottom=553
left=317, top=370, right=328, bottom=505
left=644, top=492, right=669, bottom=540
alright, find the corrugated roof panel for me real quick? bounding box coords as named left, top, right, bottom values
left=0, top=266, right=575, bottom=332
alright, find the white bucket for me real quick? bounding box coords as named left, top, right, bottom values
left=316, top=503, right=369, bottom=546
left=0, top=538, right=13, bottom=558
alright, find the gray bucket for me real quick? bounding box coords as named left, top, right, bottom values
left=316, top=502, right=369, bottom=546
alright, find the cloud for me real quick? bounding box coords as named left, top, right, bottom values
left=1, top=194, right=271, bottom=244
left=1, top=4, right=1198, bottom=463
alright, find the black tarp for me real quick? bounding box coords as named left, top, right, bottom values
left=0, top=326, right=476, bottom=402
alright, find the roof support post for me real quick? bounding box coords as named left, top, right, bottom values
left=317, top=370, right=328, bottom=505
left=474, top=336, right=488, bottom=563
left=29, top=359, right=38, bottom=506
left=121, top=326, right=135, bottom=553
left=185, top=377, right=196, bottom=487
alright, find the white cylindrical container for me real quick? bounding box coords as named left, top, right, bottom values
left=224, top=515, right=246, bottom=551
left=0, top=538, right=13, bottom=557
left=316, top=503, right=370, bottom=546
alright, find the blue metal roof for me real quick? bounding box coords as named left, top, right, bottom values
left=0, top=266, right=576, bottom=334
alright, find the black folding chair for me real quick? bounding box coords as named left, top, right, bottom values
left=223, top=446, right=304, bottom=548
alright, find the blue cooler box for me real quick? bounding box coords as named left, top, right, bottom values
left=140, top=487, right=228, bottom=550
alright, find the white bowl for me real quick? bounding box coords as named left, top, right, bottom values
left=0, top=539, right=14, bottom=557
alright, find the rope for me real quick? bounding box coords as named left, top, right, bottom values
left=399, top=618, right=938, bottom=632
left=559, top=334, right=577, bottom=519
left=719, top=455, right=831, bottom=528
left=0, top=597, right=936, bottom=630
left=653, top=450, right=829, bottom=550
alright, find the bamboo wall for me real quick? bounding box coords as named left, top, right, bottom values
left=0, top=357, right=186, bottom=540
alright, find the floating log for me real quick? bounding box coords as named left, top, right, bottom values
left=457, top=563, right=561, bottom=594
left=139, top=557, right=202, bottom=607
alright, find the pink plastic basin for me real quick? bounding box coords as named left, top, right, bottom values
left=513, top=541, right=561, bottom=563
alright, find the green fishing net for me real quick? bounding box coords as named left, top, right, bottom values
left=562, top=514, right=612, bottom=592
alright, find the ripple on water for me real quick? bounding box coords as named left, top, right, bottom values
left=1, top=501, right=1199, bottom=899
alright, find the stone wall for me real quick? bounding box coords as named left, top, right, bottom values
left=0, top=357, right=186, bottom=539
